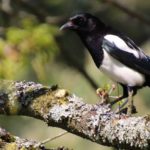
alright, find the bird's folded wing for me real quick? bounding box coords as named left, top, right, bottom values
left=102, top=36, right=150, bottom=76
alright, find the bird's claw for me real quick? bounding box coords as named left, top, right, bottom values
left=116, top=105, right=137, bottom=115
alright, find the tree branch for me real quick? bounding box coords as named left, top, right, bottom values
left=0, top=80, right=149, bottom=149
left=0, top=127, right=40, bottom=149
left=102, top=0, right=150, bottom=26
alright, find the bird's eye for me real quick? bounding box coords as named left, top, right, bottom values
left=73, top=17, right=85, bottom=26
left=78, top=17, right=84, bottom=22
left=77, top=17, right=85, bottom=26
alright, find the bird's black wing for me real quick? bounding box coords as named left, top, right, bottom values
left=102, top=34, right=150, bottom=76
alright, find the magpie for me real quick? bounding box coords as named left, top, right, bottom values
left=60, top=13, right=150, bottom=114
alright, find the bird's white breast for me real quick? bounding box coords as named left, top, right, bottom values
left=100, top=50, right=145, bottom=86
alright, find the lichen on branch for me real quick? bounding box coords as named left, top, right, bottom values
left=0, top=80, right=149, bottom=150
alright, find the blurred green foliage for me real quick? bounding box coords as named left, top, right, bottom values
left=0, top=16, right=59, bottom=81
left=0, top=0, right=149, bottom=150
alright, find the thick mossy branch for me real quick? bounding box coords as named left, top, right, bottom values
left=0, top=80, right=150, bottom=149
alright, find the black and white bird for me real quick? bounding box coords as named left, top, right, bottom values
left=60, top=13, right=150, bottom=114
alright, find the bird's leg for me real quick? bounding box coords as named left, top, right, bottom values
left=127, top=87, right=134, bottom=116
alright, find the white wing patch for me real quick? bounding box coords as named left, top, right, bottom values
left=104, top=34, right=139, bottom=58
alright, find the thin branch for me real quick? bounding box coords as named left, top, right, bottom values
left=0, top=124, right=71, bottom=150
left=41, top=131, right=68, bottom=145
left=102, top=0, right=150, bottom=26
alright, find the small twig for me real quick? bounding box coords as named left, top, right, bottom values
left=108, top=84, right=116, bottom=95
left=41, top=131, right=68, bottom=145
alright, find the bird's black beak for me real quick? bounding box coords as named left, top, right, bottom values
left=60, top=20, right=76, bottom=31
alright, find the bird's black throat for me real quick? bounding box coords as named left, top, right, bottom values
left=77, top=30, right=105, bottom=68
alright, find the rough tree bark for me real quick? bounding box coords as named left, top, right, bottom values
left=0, top=80, right=149, bottom=150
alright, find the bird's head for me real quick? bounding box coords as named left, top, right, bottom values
left=60, top=13, right=104, bottom=33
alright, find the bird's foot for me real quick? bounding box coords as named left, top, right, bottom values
left=116, top=105, right=137, bottom=114
left=115, top=90, right=137, bottom=115
left=96, top=85, right=137, bottom=116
